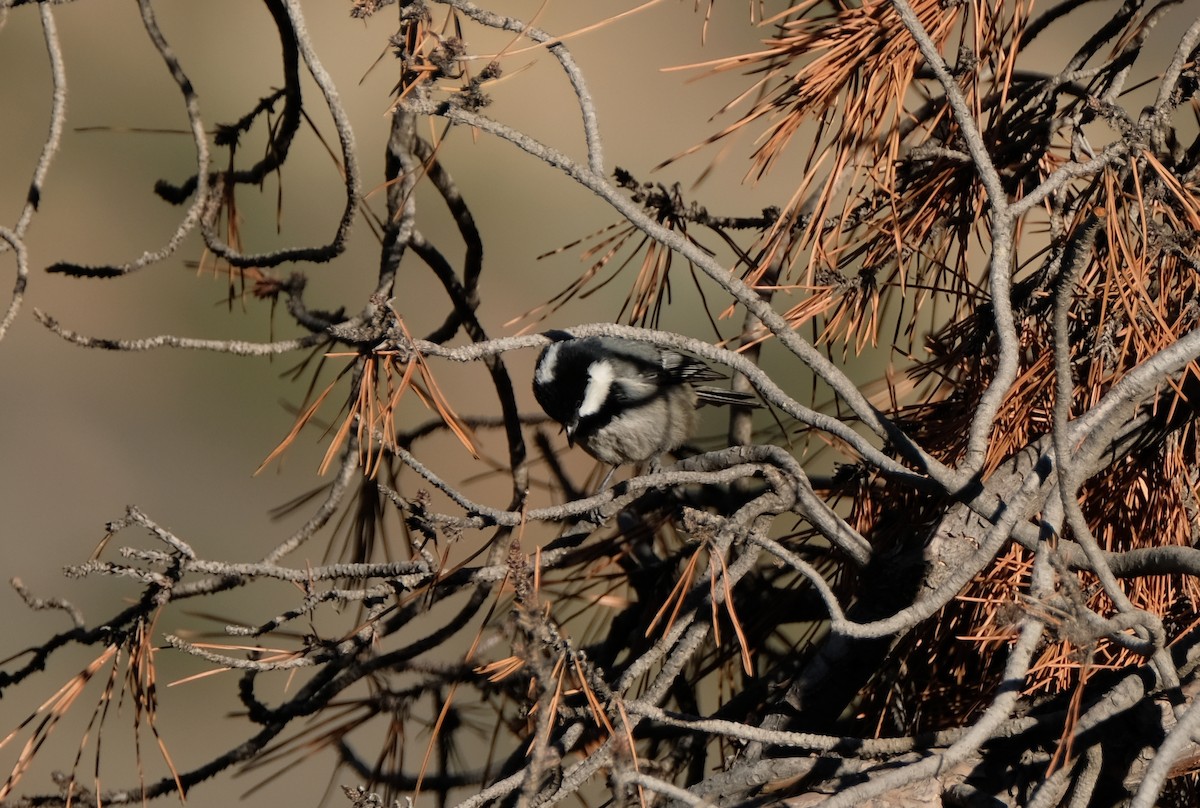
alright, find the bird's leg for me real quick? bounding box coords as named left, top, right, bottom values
left=596, top=465, right=618, bottom=493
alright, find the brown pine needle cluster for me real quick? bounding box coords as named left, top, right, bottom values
left=0, top=616, right=183, bottom=805
left=259, top=323, right=479, bottom=479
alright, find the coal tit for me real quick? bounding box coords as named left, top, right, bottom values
left=532, top=333, right=753, bottom=467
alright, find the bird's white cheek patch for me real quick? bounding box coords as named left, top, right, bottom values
left=579, top=360, right=614, bottom=418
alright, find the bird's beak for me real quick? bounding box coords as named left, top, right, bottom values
left=565, top=419, right=577, bottom=447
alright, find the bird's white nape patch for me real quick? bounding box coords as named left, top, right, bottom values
left=578, top=360, right=615, bottom=417
left=535, top=343, right=561, bottom=386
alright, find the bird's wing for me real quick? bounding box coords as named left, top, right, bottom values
left=694, top=387, right=761, bottom=407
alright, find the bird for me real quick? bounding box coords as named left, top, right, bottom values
left=532, top=333, right=755, bottom=478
